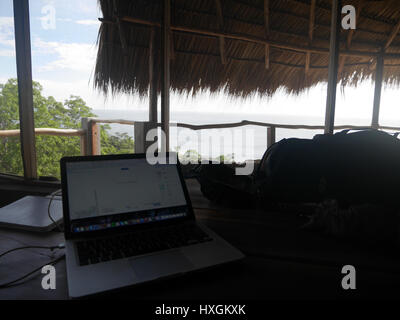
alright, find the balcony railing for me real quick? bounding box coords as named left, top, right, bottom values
left=1, top=117, right=400, bottom=158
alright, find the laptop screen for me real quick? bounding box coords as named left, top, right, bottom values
left=65, top=157, right=189, bottom=234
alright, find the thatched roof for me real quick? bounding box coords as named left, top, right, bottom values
left=94, top=0, right=400, bottom=98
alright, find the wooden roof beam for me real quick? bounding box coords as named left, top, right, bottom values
left=221, top=1, right=389, bottom=38
left=305, top=0, right=316, bottom=75
left=339, top=0, right=365, bottom=78
left=308, top=0, right=316, bottom=41
left=264, top=0, right=270, bottom=69
left=346, top=0, right=365, bottom=49
left=101, top=14, right=398, bottom=52
left=102, top=41, right=387, bottom=69
left=177, top=3, right=388, bottom=39
left=112, top=0, right=129, bottom=66
left=385, top=19, right=400, bottom=51
left=287, top=0, right=399, bottom=28
left=113, top=16, right=400, bottom=59
left=215, top=0, right=227, bottom=65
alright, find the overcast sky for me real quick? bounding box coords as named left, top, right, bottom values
left=0, top=0, right=399, bottom=126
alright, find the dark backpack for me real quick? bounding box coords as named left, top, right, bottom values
left=257, top=129, right=400, bottom=205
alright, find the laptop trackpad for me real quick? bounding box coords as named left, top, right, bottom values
left=130, top=251, right=194, bottom=281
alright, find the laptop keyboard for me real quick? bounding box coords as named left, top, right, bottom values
left=75, top=224, right=213, bottom=266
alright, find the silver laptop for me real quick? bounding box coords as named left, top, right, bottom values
left=60, top=153, right=244, bottom=298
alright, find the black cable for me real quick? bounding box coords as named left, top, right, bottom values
left=48, top=190, right=63, bottom=232
left=0, top=245, right=63, bottom=259
left=0, top=254, right=65, bottom=289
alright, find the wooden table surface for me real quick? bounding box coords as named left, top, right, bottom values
left=0, top=179, right=399, bottom=300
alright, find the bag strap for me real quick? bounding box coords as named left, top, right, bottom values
left=339, top=128, right=377, bottom=135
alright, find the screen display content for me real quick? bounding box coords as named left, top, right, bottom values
left=65, top=158, right=188, bottom=233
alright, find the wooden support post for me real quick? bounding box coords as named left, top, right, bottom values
left=324, top=0, right=342, bottom=135
left=81, top=118, right=101, bottom=155
left=80, top=136, right=87, bottom=156
left=81, top=118, right=90, bottom=155
left=149, top=27, right=158, bottom=124
left=134, top=122, right=157, bottom=154
left=13, top=0, right=37, bottom=180
left=134, top=122, right=146, bottom=154
left=91, top=122, right=101, bottom=155
left=372, top=53, right=384, bottom=129
left=161, top=0, right=171, bottom=152
left=215, top=0, right=226, bottom=65
left=264, top=0, right=270, bottom=69
left=267, top=126, right=276, bottom=148
left=371, top=11, right=400, bottom=130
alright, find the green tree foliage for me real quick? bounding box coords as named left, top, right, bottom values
left=0, top=79, right=134, bottom=178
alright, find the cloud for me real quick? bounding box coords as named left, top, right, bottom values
left=36, top=78, right=143, bottom=111
left=35, top=17, right=72, bottom=23
left=0, top=49, right=14, bottom=57
left=58, top=18, right=73, bottom=22
left=36, top=17, right=99, bottom=28
left=0, top=17, right=15, bottom=48
left=75, top=19, right=100, bottom=26
left=33, top=37, right=98, bottom=73
left=0, top=17, right=13, bottom=28
left=0, top=77, right=10, bottom=84
left=77, top=1, right=99, bottom=14
left=34, top=17, right=99, bottom=27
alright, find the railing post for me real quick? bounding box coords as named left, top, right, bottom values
left=91, top=121, right=101, bottom=155
left=81, top=118, right=90, bottom=156
left=81, top=118, right=101, bottom=156
left=80, top=135, right=87, bottom=156
left=134, top=122, right=157, bottom=154
left=267, top=126, right=276, bottom=148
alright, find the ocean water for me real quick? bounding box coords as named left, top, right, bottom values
left=93, top=109, right=369, bottom=161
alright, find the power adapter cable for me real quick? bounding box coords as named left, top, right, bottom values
left=48, top=189, right=63, bottom=232
left=0, top=244, right=65, bottom=289
left=0, top=254, right=65, bottom=289
left=0, top=243, right=65, bottom=259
